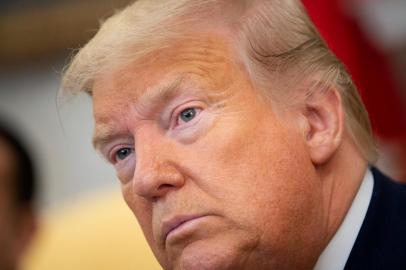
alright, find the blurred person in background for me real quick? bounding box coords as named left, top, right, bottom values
left=302, top=0, right=406, bottom=182
left=61, top=0, right=406, bottom=269
left=0, top=121, right=37, bottom=270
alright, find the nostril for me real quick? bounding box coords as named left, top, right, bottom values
left=159, top=184, right=174, bottom=190
left=151, top=184, right=173, bottom=202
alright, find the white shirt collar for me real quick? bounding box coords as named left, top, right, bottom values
left=313, top=169, right=374, bottom=270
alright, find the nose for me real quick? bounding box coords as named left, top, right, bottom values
left=132, top=133, right=185, bottom=201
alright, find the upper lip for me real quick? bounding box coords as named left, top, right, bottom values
left=161, top=214, right=206, bottom=244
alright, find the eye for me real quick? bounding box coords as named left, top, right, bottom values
left=114, top=147, right=133, bottom=162
left=178, top=107, right=200, bottom=124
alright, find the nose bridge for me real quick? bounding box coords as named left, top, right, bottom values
left=135, top=127, right=160, bottom=170
left=134, top=126, right=162, bottom=181
left=132, top=127, right=184, bottom=199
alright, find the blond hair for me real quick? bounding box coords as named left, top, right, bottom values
left=62, top=0, right=377, bottom=163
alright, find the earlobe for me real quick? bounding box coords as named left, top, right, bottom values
left=302, top=87, right=344, bottom=165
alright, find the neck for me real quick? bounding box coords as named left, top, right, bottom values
left=318, top=137, right=368, bottom=248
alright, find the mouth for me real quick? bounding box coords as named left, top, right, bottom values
left=162, top=214, right=208, bottom=244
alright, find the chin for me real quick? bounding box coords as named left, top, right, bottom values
left=169, top=235, right=260, bottom=270
left=178, top=242, right=238, bottom=270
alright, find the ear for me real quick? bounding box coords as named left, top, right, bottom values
left=300, top=86, right=344, bottom=165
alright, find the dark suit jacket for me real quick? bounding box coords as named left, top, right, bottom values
left=344, top=168, right=406, bottom=269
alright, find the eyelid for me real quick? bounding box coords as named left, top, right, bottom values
left=110, top=146, right=134, bottom=164
left=169, top=101, right=204, bottom=129
left=102, top=140, right=134, bottom=164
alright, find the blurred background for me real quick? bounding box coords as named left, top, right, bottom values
left=0, top=0, right=405, bottom=270
left=0, top=0, right=133, bottom=207
left=0, top=0, right=161, bottom=269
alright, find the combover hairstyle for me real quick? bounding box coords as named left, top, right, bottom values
left=62, top=0, right=377, bottom=163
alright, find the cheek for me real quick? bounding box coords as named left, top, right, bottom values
left=121, top=184, right=153, bottom=236
left=121, top=185, right=171, bottom=267
left=185, top=112, right=289, bottom=199
left=184, top=111, right=321, bottom=236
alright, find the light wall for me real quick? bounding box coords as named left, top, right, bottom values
left=0, top=63, right=118, bottom=210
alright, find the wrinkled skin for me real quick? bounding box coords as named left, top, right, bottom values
left=92, top=34, right=328, bottom=270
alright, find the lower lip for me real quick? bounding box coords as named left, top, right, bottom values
left=166, top=216, right=208, bottom=243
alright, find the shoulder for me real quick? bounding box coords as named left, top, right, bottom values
left=370, top=167, right=406, bottom=213
left=345, top=168, right=406, bottom=270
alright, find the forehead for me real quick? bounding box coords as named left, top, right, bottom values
left=93, top=33, right=240, bottom=103
left=92, top=33, right=245, bottom=130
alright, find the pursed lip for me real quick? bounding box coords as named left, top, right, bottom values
left=161, top=214, right=207, bottom=244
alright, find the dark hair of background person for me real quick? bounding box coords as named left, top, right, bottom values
left=0, top=121, right=36, bottom=206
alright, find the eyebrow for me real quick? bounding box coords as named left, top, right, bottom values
left=92, top=76, right=184, bottom=152
left=92, top=126, right=126, bottom=152
left=137, top=76, right=184, bottom=109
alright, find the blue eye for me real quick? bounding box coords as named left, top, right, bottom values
left=179, top=108, right=197, bottom=123
left=115, top=148, right=132, bottom=161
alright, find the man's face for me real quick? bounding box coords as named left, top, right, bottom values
left=93, top=34, right=326, bottom=270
